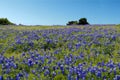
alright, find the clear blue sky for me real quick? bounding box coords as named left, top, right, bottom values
left=0, top=0, right=120, bottom=25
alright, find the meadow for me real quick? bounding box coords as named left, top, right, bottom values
left=0, top=25, right=120, bottom=80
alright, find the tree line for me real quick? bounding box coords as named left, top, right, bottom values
left=0, top=18, right=89, bottom=25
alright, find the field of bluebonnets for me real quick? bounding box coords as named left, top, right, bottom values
left=0, top=25, right=120, bottom=80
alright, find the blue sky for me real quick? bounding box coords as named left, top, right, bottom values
left=0, top=0, right=120, bottom=25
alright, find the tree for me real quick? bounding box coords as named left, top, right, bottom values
left=78, top=18, right=89, bottom=25
left=0, top=18, right=14, bottom=25
left=67, top=21, right=78, bottom=25
left=66, top=18, right=89, bottom=25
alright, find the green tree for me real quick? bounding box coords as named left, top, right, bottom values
left=66, top=18, right=89, bottom=25
left=67, top=21, right=78, bottom=25
left=0, top=18, right=14, bottom=25
left=78, top=18, right=89, bottom=25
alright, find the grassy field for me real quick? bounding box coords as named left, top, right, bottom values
left=0, top=25, right=120, bottom=80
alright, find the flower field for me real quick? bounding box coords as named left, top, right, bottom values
left=0, top=25, right=120, bottom=80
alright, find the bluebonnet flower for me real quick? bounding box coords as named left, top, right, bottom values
left=111, top=35, right=116, bottom=40
left=28, top=58, right=33, bottom=66
left=101, top=61, right=105, bottom=67
left=79, top=53, right=84, bottom=59
left=21, top=52, right=25, bottom=57
left=89, top=67, right=96, bottom=74
left=25, top=73, right=29, bottom=79
left=13, top=63, right=17, bottom=69
left=73, top=67, right=77, bottom=74
left=75, top=76, right=79, bottom=80
left=115, top=75, right=120, bottom=80
left=65, top=57, right=70, bottom=65
left=75, top=42, right=81, bottom=50
left=5, top=63, right=10, bottom=68
left=52, top=71, right=56, bottom=77
left=6, top=76, right=12, bottom=80
left=57, top=62, right=61, bottom=67
left=69, top=68, right=73, bottom=74
left=68, top=74, right=72, bottom=80
left=96, top=71, right=102, bottom=78
left=16, top=39, right=22, bottom=44
left=0, top=76, right=3, bottom=80
left=47, top=59, right=52, bottom=64
left=118, top=63, right=120, bottom=69
left=15, top=76, right=20, bottom=80
left=60, top=64, right=64, bottom=71
left=17, top=73, right=23, bottom=77
left=54, top=50, right=59, bottom=54
left=32, top=70, right=36, bottom=74
left=77, top=73, right=81, bottom=79
left=44, top=69, right=50, bottom=76
left=40, top=56, right=44, bottom=63
left=67, top=43, right=73, bottom=50
left=113, top=68, right=117, bottom=75
left=108, top=60, right=115, bottom=68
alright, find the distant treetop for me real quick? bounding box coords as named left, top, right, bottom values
left=0, top=18, right=15, bottom=25
left=67, top=18, right=89, bottom=25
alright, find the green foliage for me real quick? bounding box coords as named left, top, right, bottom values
left=67, top=21, right=78, bottom=25
left=67, top=18, right=89, bottom=25
left=0, top=18, right=14, bottom=25
left=54, top=74, right=67, bottom=80
left=79, top=18, right=89, bottom=25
